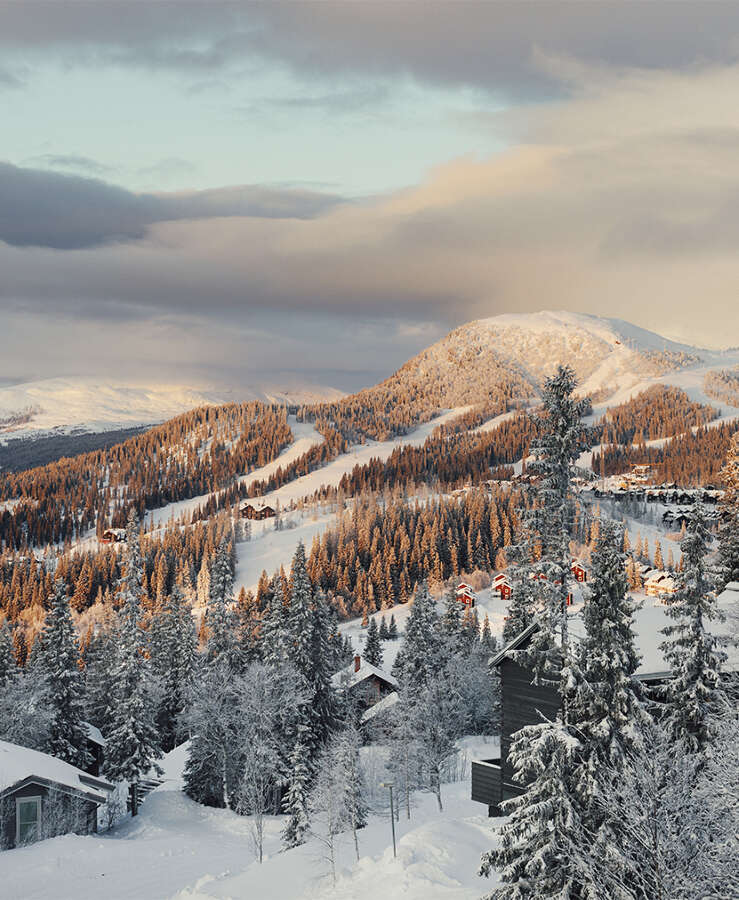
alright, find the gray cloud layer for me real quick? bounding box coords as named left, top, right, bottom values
left=0, top=163, right=345, bottom=249
left=3, top=2, right=739, bottom=99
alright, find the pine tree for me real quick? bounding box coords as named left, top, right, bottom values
left=566, top=519, right=645, bottom=853
left=261, top=572, right=289, bottom=668
left=717, top=432, right=739, bottom=589
left=660, top=502, right=727, bottom=758
left=654, top=539, right=664, bottom=570
left=205, top=539, right=239, bottom=668
left=282, top=726, right=312, bottom=848
left=38, top=579, right=90, bottom=768
left=378, top=615, right=389, bottom=640
left=104, top=510, right=162, bottom=814
left=479, top=721, right=591, bottom=899
left=149, top=586, right=197, bottom=752
left=388, top=614, right=398, bottom=639
left=363, top=616, right=382, bottom=667
left=440, top=585, right=462, bottom=644
left=0, top=620, right=18, bottom=687
left=394, top=581, right=440, bottom=691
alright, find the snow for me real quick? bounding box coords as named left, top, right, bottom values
left=1, top=740, right=502, bottom=900
left=0, top=377, right=344, bottom=441
left=331, top=658, right=398, bottom=690
left=0, top=740, right=113, bottom=801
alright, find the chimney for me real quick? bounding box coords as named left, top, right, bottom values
left=354, top=654, right=361, bottom=673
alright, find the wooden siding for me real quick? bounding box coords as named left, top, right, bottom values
left=500, top=658, right=560, bottom=788
left=471, top=759, right=502, bottom=809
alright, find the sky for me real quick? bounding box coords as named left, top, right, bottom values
left=2, top=1, right=739, bottom=393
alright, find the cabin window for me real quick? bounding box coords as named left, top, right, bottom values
left=16, top=796, right=41, bottom=845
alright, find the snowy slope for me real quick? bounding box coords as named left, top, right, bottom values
left=0, top=377, right=344, bottom=440
left=1, top=741, right=501, bottom=900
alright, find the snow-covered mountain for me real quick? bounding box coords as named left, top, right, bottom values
left=0, top=377, right=344, bottom=440
left=390, top=310, right=736, bottom=409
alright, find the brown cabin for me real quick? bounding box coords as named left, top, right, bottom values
left=241, top=503, right=276, bottom=520
left=100, top=528, right=126, bottom=544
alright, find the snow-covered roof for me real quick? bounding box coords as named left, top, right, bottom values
left=492, top=591, right=739, bottom=679
left=360, top=691, right=399, bottom=723
left=331, top=658, right=398, bottom=690
left=84, top=722, right=106, bottom=747
left=0, top=740, right=114, bottom=803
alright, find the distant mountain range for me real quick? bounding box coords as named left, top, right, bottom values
left=0, top=377, right=345, bottom=441
left=2, top=312, right=737, bottom=446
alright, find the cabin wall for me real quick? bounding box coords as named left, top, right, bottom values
left=0, top=785, right=98, bottom=851
left=500, top=658, right=560, bottom=792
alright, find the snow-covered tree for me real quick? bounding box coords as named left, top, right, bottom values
left=0, top=620, right=18, bottom=686
left=363, top=616, right=382, bottom=667
left=103, top=510, right=162, bottom=815
left=148, top=586, right=197, bottom=752
left=37, top=579, right=90, bottom=768
left=410, top=678, right=465, bottom=811
left=282, top=725, right=312, bottom=848
left=82, top=615, right=118, bottom=737
left=524, top=365, right=588, bottom=663
left=235, top=661, right=305, bottom=862
left=183, top=659, right=243, bottom=809
left=308, top=724, right=367, bottom=877
left=479, top=721, right=592, bottom=900
left=660, top=501, right=727, bottom=758
left=260, top=571, right=290, bottom=668
left=204, top=538, right=239, bottom=668
left=718, top=432, right=739, bottom=589
left=393, top=581, right=440, bottom=691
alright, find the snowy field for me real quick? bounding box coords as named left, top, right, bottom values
left=1, top=741, right=502, bottom=900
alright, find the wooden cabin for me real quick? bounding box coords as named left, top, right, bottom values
left=100, top=528, right=126, bottom=544
left=492, top=573, right=512, bottom=601
left=241, top=502, right=276, bottom=521
left=571, top=561, right=588, bottom=583
left=456, top=583, right=477, bottom=607
left=0, top=741, right=114, bottom=850
left=471, top=594, right=739, bottom=816
left=331, top=655, right=398, bottom=714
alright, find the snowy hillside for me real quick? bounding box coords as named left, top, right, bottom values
left=0, top=377, right=344, bottom=440
left=415, top=309, right=728, bottom=406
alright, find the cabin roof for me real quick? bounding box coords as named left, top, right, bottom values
left=491, top=587, right=739, bottom=679
left=0, top=740, right=114, bottom=803
left=84, top=722, right=106, bottom=747
left=331, top=658, right=398, bottom=690
left=360, top=690, right=399, bottom=723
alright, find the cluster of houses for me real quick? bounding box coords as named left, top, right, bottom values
left=489, top=560, right=588, bottom=608
left=662, top=506, right=720, bottom=529
left=0, top=725, right=112, bottom=850
left=471, top=580, right=739, bottom=816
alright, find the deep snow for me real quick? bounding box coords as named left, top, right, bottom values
left=1, top=740, right=501, bottom=900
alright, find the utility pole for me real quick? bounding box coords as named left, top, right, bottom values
left=380, top=782, right=397, bottom=858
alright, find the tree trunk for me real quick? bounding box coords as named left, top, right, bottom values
left=130, top=782, right=138, bottom=817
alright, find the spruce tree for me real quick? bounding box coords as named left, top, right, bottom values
left=0, top=620, right=18, bottom=687
left=38, top=579, right=91, bottom=768
left=717, top=432, right=739, bottom=589
left=378, top=615, right=390, bottom=640
left=205, top=539, right=239, bottom=668
left=394, top=581, right=439, bottom=691
left=149, top=586, right=197, bottom=752
left=104, top=510, right=162, bottom=814
left=363, top=616, right=383, bottom=667
left=480, top=721, right=591, bottom=899
left=282, top=726, right=312, bottom=848
left=660, top=502, right=727, bottom=757
left=261, top=572, right=289, bottom=668
left=388, top=614, right=398, bottom=639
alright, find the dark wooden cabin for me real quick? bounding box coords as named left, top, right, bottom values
left=471, top=623, right=559, bottom=816
left=241, top=503, right=276, bottom=520
left=0, top=741, right=114, bottom=850
left=331, top=655, right=398, bottom=714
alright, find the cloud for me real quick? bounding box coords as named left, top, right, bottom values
left=27, top=153, right=116, bottom=175
left=0, top=163, right=346, bottom=249
left=3, top=2, right=739, bottom=100
left=4, top=59, right=739, bottom=354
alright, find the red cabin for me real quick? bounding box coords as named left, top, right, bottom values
left=571, top=561, right=588, bottom=583
left=456, top=583, right=477, bottom=608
